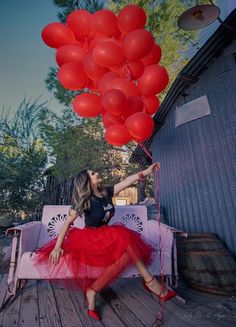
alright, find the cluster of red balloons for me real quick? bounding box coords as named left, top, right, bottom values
left=41, top=5, right=169, bottom=146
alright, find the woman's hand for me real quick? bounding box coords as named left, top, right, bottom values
left=49, top=247, right=64, bottom=265
left=147, top=162, right=160, bottom=174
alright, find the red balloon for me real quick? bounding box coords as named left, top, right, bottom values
left=86, top=78, right=98, bottom=92
left=89, top=34, right=107, bottom=50
left=108, top=78, right=140, bottom=97
left=73, top=36, right=86, bottom=47
left=91, top=10, right=119, bottom=37
left=103, top=37, right=122, bottom=47
left=58, top=62, right=87, bottom=91
left=141, top=44, right=162, bottom=67
left=123, top=96, right=143, bottom=119
left=112, top=60, right=144, bottom=80
left=41, top=22, right=75, bottom=49
left=73, top=93, right=103, bottom=117
left=125, top=112, right=154, bottom=141
left=102, top=112, right=124, bottom=128
left=138, top=65, right=169, bottom=96
left=143, top=95, right=160, bottom=115
left=83, top=51, right=108, bottom=81
left=117, top=5, right=146, bottom=34
left=101, top=89, right=127, bottom=116
left=56, top=45, right=86, bottom=66
left=98, top=71, right=119, bottom=95
left=67, top=10, right=91, bottom=37
left=93, top=42, right=125, bottom=67
left=122, top=29, right=154, bottom=60
left=105, top=124, right=132, bottom=146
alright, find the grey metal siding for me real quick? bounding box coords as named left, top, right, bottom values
left=152, top=41, right=236, bottom=256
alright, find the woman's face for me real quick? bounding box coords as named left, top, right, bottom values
left=87, top=170, right=102, bottom=187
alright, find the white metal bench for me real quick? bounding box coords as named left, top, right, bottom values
left=2, top=205, right=186, bottom=309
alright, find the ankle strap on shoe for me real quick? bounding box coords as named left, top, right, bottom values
left=145, top=276, right=154, bottom=284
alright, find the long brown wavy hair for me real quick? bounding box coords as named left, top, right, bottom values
left=71, top=169, right=107, bottom=214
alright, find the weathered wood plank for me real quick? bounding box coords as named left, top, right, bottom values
left=118, top=278, right=162, bottom=315
left=175, top=279, right=225, bottom=305
left=0, top=275, right=7, bottom=309
left=101, top=287, right=146, bottom=327
left=111, top=281, right=157, bottom=326
left=19, top=279, right=39, bottom=327
left=37, top=280, right=61, bottom=327
left=97, top=291, right=125, bottom=327
left=52, top=285, right=83, bottom=327
left=162, top=280, right=236, bottom=327
left=187, top=302, right=236, bottom=327
left=69, top=289, right=103, bottom=327
left=126, top=278, right=236, bottom=327
left=0, top=281, right=22, bottom=327
left=1, top=276, right=235, bottom=327
left=118, top=278, right=193, bottom=327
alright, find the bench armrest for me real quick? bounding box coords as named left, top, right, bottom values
left=6, top=221, right=41, bottom=234
left=6, top=221, right=41, bottom=253
left=148, top=220, right=188, bottom=237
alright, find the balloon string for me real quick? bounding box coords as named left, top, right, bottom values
left=155, top=164, right=165, bottom=326
left=125, top=61, right=132, bottom=81
left=137, top=143, right=165, bottom=326
left=138, top=143, right=153, bottom=160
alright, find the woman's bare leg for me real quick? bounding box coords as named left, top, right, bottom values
left=86, top=251, right=130, bottom=310
left=86, top=288, right=97, bottom=310
left=86, top=251, right=168, bottom=309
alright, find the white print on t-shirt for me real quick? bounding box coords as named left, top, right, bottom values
left=102, top=211, right=111, bottom=223
left=103, top=204, right=113, bottom=211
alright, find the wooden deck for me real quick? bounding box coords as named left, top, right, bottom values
left=0, top=276, right=236, bottom=327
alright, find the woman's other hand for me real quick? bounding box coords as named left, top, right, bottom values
left=49, top=247, right=64, bottom=265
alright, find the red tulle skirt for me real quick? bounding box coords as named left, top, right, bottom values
left=33, top=224, right=154, bottom=293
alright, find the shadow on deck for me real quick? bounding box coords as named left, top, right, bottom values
left=0, top=276, right=236, bottom=327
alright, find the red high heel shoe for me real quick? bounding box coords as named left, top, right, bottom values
left=85, top=288, right=101, bottom=321
left=143, top=276, right=177, bottom=302
left=87, top=309, right=101, bottom=321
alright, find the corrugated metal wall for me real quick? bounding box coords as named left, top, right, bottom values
left=152, top=40, right=236, bottom=256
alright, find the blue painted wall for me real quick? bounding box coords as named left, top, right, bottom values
left=152, top=40, right=236, bottom=256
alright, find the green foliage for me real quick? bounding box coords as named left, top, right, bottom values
left=38, top=106, right=137, bottom=184
left=0, top=99, right=49, bottom=214
left=53, top=0, right=104, bottom=22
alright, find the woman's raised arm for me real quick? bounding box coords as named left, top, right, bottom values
left=114, top=163, right=160, bottom=195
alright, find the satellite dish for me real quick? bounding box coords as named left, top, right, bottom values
left=178, top=4, right=221, bottom=30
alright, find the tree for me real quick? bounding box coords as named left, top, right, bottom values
left=0, top=98, right=49, bottom=215
left=54, top=0, right=104, bottom=22
left=38, top=106, right=136, bottom=185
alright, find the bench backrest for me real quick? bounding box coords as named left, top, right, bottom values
left=37, top=205, right=149, bottom=248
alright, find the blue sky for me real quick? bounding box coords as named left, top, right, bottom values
left=0, top=0, right=232, bottom=119
left=0, top=0, right=62, bottom=115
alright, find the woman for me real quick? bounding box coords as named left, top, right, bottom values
left=34, top=164, right=176, bottom=321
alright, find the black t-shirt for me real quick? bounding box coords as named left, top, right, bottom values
left=72, top=186, right=115, bottom=227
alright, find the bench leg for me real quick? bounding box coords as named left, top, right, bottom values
left=0, top=278, right=26, bottom=313
left=1, top=232, right=26, bottom=312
